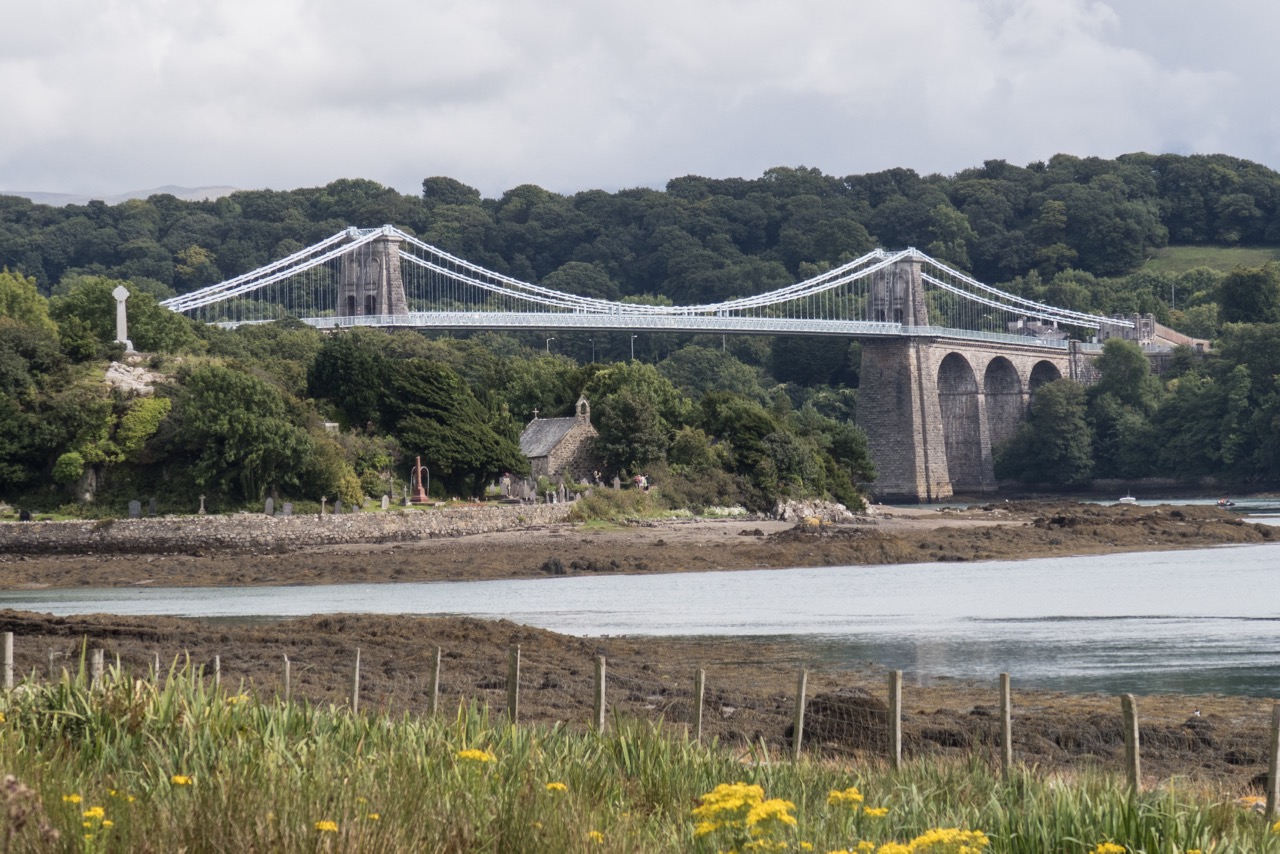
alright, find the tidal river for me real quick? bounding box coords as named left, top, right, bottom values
left=3, top=542, right=1278, bottom=696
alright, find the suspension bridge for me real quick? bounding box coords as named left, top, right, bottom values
left=160, top=225, right=1130, bottom=346
left=160, top=226, right=1137, bottom=503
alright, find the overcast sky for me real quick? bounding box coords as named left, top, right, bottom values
left=2, top=0, right=1277, bottom=200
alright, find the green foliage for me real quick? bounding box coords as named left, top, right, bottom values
left=307, top=329, right=389, bottom=428
left=1218, top=262, right=1280, bottom=323
left=0, top=268, right=57, bottom=335
left=995, top=380, right=1094, bottom=486
left=48, top=276, right=203, bottom=354
left=52, top=450, right=85, bottom=484
left=166, top=363, right=314, bottom=502
left=115, top=397, right=172, bottom=461
left=379, top=359, right=528, bottom=497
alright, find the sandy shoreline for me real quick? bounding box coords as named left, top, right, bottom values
left=0, top=501, right=1272, bottom=589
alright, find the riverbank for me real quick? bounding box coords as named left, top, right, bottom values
left=0, top=609, right=1274, bottom=793
left=0, top=501, right=1272, bottom=589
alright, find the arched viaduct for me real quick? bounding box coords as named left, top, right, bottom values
left=856, top=337, right=1097, bottom=503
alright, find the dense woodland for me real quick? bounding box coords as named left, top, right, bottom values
left=4, top=152, right=1280, bottom=513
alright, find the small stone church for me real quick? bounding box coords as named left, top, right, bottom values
left=519, top=395, right=600, bottom=481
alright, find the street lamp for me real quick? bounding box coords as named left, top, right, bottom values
left=545, top=336, right=555, bottom=353
left=630, top=334, right=638, bottom=361
left=588, top=338, right=595, bottom=363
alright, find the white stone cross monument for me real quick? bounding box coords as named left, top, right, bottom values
left=111, top=285, right=135, bottom=352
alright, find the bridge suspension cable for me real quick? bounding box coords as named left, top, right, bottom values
left=162, top=225, right=1132, bottom=338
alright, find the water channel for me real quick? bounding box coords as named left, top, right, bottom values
left=2, top=541, right=1277, bottom=697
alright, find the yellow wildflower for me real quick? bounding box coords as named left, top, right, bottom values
left=101, top=820, right=114, bottom=829
left=905, top=828, right=990, bottom=852
left=366, top=813, right=380, bottom=821
left=82, top=822, right=92, bottom=829
left=863, top=806, right=889, bottom=818
left=456, top=748, right=495, bottom=763
left=0, top=711, right=6, bottom=723
left=875, top=844, right=910, bottom=854
left=1272, top=820, right=1280, bottom=834
left=83, top=806, right=105, bottom=820
left=126, top=795, right=136, bottom=803
left=1089, top=844, right=1126, bottom=854
left=108, top=790, right=117, bottom=798
left=857, top=844, right=876, bottom=853
left=588, top=830, right=604, bottom=844
left=545, top=781, right=568, bottom=793
left=170, top=775, right=192, bottom=786
left=63, top=794, right=82, bottom=804
left=827, top=786, right=865, bottom=808
left=800, top=843, right=814, bottom=851
left=531, top=821, right=543, bottom=830
left=83, top=834, right=93, bottom=842
left=747, top=798, right=798, bottom=831
left=314, top=820, right=339, bottom=833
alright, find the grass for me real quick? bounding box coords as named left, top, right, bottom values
left=0, top=662, right=1277, bottom=852
left=1143, top=245, right=1280, bottom=275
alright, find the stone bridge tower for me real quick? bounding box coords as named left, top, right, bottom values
left=338, top=232, right=409, bottom=318
left=856, top=258, right=1093, bottom=502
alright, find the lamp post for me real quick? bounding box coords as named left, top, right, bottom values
left=630, top=334, right=638, bottom=361
left=588, top=338, right=595, bottom=363
left=546, top=336, right=555, bottom=353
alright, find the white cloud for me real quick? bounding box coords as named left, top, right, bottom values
left=0, top=0, right=1276, bottom=198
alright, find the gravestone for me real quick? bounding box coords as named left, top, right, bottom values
left=501, top=475, right=511, bottom=497
left=333, top=499, right=343, bottom=515
left=282, top=502, right=293, bottom=516
left=128, top=500, right=141, bottom=519
left=381, top=495, right=389, bottom=510
left=557, top=483, right=567, bottom=504
left=148, top=497, right=157, bottom=517
left=265, top=497, right=274, bottom=516
left=612, top=476, right=621, bottom=490
left=198, top=495, right=207, bottom=515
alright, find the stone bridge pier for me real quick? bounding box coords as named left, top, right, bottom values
left=856, top=338, right=1093, bottom=503
left=338, top=232, right=409, bottom=318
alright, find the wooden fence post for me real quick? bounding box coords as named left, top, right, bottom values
left=888, top=670, right=903, bottom=771
left=47, top=649, right=56, bottom=681
left=1121, top=694, right=1141, bottom=794
left=3, top=632, right=12, bottom=690
left=1265, top=704, right=1279, bottom=822
left=506, top=645, right=520, bottom=724
left=429, top=646, right=442, bottom=716
left=90, top=648, right=104, bottom=688
left=792, top=669, right=808, bottom=762
left=214, top=655, right=221, bottom=690
left=593, top=656, right=606, bottom=734
left=693, top=668, right=706, bottom=743
left=282, top=655, right=291, bottom=705
left=999, top=672, right=1013, bottom=774
left=351, top=647, right=361, bottom=714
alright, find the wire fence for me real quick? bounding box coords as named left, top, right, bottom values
left=6, top=630, right=1279, bottom=811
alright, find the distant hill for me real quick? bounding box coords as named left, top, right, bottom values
left=0, top=185, right=238, bottom=207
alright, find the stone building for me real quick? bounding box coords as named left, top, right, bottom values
left=519, top=396, right=601, bottom=481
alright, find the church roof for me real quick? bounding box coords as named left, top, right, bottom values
left=519, top=417, right=579, bottom=459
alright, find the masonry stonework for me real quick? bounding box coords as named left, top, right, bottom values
left=0, top=504, right=569, bottom=555
left=859, top=336, right=1099, bottom=502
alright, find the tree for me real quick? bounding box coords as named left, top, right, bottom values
left=378, top=359, right=527, bottom=497
left=995, top=380, right=1093, bottom=486
left=0, top=269, right=57, bottom=335
left=1090, top=338, right=1162, bottom=416
left=307, top=329, right=389, bottom=428
left=1218, top=263, right=1280, bottom=324
left=166, top=364, right=314, bottom=502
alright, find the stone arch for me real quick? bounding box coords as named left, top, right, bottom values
left=1029, top=360, right=1062, bottom=393
left=983, top=357, right=1023, bottom=449
left=937, top=353, right=983, bottom=493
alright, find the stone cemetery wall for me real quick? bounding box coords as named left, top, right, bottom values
left=0, top=504, right=570, bottom=555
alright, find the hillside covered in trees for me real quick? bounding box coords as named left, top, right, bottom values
left=4, top=152, right=1280, bottom=513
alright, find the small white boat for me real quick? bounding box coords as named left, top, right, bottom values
left=1119, top=494, right=1138, bottom=505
